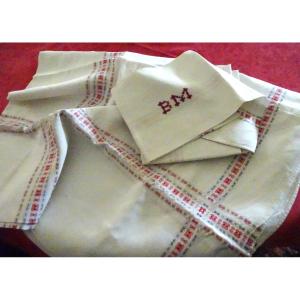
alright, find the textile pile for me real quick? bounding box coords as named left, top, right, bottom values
left=0, top=50, right=299, bottom=256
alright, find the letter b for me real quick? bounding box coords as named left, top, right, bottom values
left=158, top=100, right=172, bottom=114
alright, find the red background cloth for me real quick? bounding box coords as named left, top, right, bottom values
left=0, top=43, right=299, bottom=256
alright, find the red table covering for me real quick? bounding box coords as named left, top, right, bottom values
left=0, top=43, right=299, bottom=256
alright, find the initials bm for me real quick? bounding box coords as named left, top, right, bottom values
left=158, top=88, right=192, bottom=114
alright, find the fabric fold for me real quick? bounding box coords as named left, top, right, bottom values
left=0, top=112, right=68, bottom=229
left=114, top=50, right=263, bottom=164
left=151, top=111, right=258, bottom=164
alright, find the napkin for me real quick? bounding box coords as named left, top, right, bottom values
left=114, top=51, right=263, bottom=164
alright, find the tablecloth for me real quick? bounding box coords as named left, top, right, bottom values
left=0, top=43, right=299, bottom=256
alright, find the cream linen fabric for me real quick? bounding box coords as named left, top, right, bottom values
left=114, top=51, right=263, bottom=164
left=0, top=50, right=300, bottom=257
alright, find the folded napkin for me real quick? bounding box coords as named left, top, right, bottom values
left=114, top=51, right=263, bottom=164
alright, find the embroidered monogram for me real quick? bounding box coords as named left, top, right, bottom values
left=158, top=88, right=192, bottom=114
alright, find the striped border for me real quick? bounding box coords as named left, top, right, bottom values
left=164, top=87, right=285, bottom=256
left=11, top=117, right=62, bottom=229
left=0, top=52, right=122, bottom=229
left=0, top=52, right=290, bottom=256
left=64, top=108, right=267, bottom=255
left=77, top=52, right=122, bottom=108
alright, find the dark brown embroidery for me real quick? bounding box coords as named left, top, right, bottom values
left=158, top=88, right=192, bottom=114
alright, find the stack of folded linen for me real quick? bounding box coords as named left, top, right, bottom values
left=0, top=50, right=299, bottom=256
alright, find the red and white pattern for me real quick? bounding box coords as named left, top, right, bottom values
left=59, top=77, right=285, bottom=256
left=163, top=87, right=285, bottom=256
left=206, top=88, right=283, bottom=204
left=64, top=108, right=274, bottom=255
left=0, top=114, right=66, bottom=230
left=0, top=50, right=287, bottom=256
left=14, top=117, right=63, bottom=229
left=77, top=52, right=123, bottom=108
